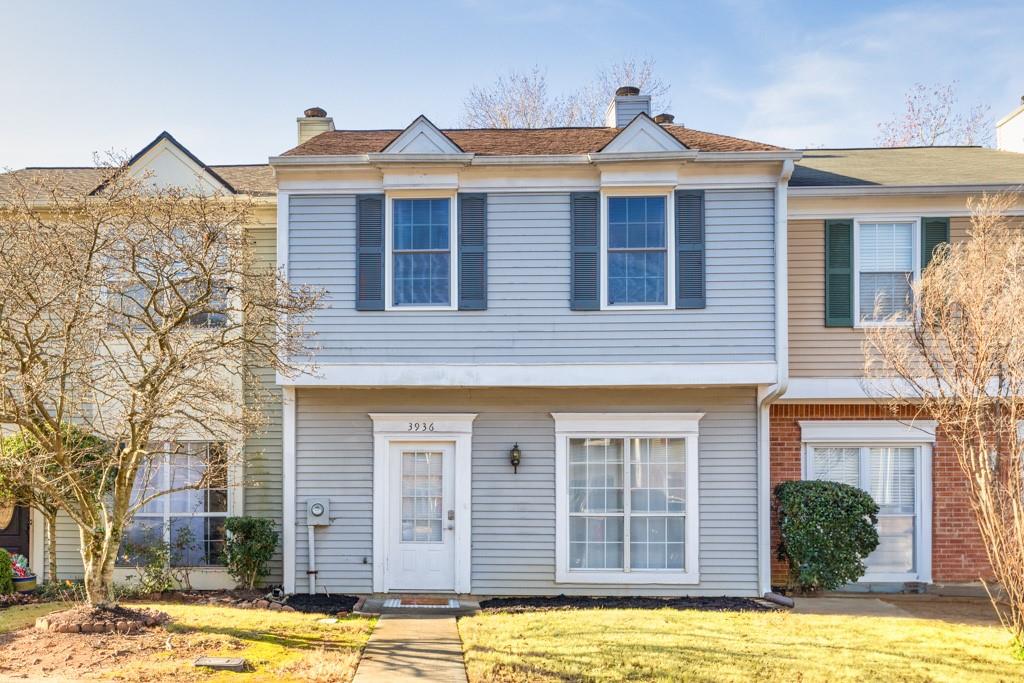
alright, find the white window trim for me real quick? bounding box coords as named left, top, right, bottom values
left=384, top=191, right=458, bottom=312
left=599, top=189, right=676, bottom=311
left=552, top=412, right=702, bottom=584
left=369, top=413, right=475, bottom=594
left=799, top=421, right=933, bottom=584
left=853, top=216, right=921, bottom=328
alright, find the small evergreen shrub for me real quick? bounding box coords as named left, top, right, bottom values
left=775, top=480, right=880, bottom=592
left=224, top=516, right=278, bottom=590
left=0, top=549, right=14, bottom=595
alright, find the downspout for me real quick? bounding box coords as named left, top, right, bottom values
left=757, top=159, right=794, bottom=597
left=307, top=523, right=317, bottom=595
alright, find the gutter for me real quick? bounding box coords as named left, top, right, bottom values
left=757, top=159, right=793, bottom=597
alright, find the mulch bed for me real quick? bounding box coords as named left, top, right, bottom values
left=284, top=593, right=359, bottom=615
left=0, top=592, right=44, bottom=610
left=479, top=595, right=776, bottom=614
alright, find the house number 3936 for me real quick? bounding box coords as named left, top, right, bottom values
left=408, top=422, right=435, bottom=432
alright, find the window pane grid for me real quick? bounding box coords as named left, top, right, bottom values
left=568, top=436, right=686, bottom=573
left=401, top=451, right=443, bottom=543
left=393, top=198, right=451, bottom=306
left=119, top=441, right=229, bottom=568
left=608, top=196, right=667, bottom=305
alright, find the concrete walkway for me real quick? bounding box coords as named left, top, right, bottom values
left=352, top=614, right=468, bottom=683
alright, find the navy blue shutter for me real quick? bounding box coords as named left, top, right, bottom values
left=570, top=192, right=600, bottom=310
left=458, top=193, right=487, bottom=310
left=355, top=194, right=385, bottom=311
left=675, top=190, right=706, bottom=309
left=824, top=219, right=854, bottom=327
left=921, top=217, right=950, bottom=269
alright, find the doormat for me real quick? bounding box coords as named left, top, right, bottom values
left=383, top=598, right=460, bottom=608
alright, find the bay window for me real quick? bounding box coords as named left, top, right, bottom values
left=554, top=413, right=701, bottom=584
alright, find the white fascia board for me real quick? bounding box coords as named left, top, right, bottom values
left=800, top=419, right=937, bottom=443
left=367, top=153, right=474, bottom=165
left=470, top=155, right=593, bottom=166
left=695, top=151, right=804, bottom=163
left=277, top=361, right=778, bottom=388
left=782, top=377, right=922, bottom=401
left=790, top=183, right=1024, bottom=197
left=269, top=155, right=371, bottom=167
left=589, top=151, right=698, bottom=163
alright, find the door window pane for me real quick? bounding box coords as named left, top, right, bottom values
left=401, top=451, right=443, bottom=543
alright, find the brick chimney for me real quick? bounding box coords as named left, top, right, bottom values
left=996, top=96, right=1024, bottom=153
left=605, top=86, right=652, bottom=128
left=297, top=106, right=335, bottom=145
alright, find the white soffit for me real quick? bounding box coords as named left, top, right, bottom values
left=382, top=115, right=463, bottom=154
left=600, top=114, right=688, bottom=154
left=799, top=420, right=937, bottom=443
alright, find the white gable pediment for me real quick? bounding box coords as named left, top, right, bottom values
left=601, top=114, right=688, bottom=154
left=383, top=116, right=462, bottom=154
left=122, top=132, right=232, bottom=195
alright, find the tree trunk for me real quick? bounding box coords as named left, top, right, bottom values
left=45, top=511, right=57, bottom=584
left=79, top=527, right=118, bottom=606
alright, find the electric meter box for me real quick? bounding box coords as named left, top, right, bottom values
left=307, top=498, right=330, bottom=526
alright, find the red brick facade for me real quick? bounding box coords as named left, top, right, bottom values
left=770, top=403, right=992, bottom=585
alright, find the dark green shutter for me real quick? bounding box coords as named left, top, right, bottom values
left=355, top=194, right=385, bottom=311
left=675, top=190, right=706, bottom=309
left=570, top=192, right=600, bottom=310
left=824, top=219, right=854, bottom=327
left=922, top=217, right=950, bottom=269
left=458, top=193, right=487, bottom=310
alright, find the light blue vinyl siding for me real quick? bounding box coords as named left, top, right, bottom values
left=288, top=190, right=775, bottom=363
left=292, top=386, right=760, bottom=597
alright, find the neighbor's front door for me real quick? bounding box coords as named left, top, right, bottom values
left=388, top=442, right=456, bottom=591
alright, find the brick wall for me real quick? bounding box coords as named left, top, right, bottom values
left=769, top=403, right=992, bottom=585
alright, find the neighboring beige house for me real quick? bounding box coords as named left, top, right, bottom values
left=4, top=91, right=1024, bottom=596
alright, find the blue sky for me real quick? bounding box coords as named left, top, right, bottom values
left=2, top=0, right=1022, bottom=168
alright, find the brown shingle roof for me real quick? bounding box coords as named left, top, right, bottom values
left=0, top=164, right=275, bottom=201
left=281, top=124, right=783, bottom=156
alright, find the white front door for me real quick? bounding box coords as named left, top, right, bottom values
left=388, top=442, right=456, bottom=591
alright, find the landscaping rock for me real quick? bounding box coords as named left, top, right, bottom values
left=255, top=600, right=270, bottom=609
left=268, top=602, right=283, bottom=611
left=281, top=605, right=296, bottom=612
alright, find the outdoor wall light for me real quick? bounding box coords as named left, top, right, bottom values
left=510, top=443, right=522, bottom=473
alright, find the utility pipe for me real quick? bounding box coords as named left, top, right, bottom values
left=307, top=524, right=317, bottom=595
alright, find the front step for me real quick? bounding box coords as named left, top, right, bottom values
left=356, top=596, right=479, bottom=616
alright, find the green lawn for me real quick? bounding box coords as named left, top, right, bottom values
left=0, top=602, right=68, bottom=633
left=458, top=608, right=1023, bottom=682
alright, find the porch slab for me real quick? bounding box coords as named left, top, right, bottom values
left=352, top=614, right=468, bottom=683
left=358, top=596, right=480, bottom=616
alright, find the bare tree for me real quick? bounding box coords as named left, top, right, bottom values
left=864, top=192, right=1024, bottom=653
left=876, top=82, right=992, bottom=147
left=461, top=57, right=672, bottom=128
left=0, top=162, right=321, bottom=605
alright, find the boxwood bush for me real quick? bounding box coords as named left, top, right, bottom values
left=224, top=516, right=278, bottom=590
left=0, top=549, right=14, bottom=595
left=775, top=480, right=880, bottom=592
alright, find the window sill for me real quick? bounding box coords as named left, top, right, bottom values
left=555, top=569, right=700, bottom=585
left=601, top=303, right=674, bottom=312
left=383, top=305, right=457, bottom=312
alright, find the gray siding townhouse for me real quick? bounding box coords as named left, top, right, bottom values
left=272, top=89, right=799, bottom=597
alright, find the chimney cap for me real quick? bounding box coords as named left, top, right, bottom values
left=615, top=86, right=641, bottom=97
left=303, top=106, right=327, bottom=118
left=653, top=113, right=675, bottom=124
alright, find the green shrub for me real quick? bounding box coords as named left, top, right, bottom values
left=775, top=480, right=880, bottom=592
left=224, top=516, right=278, bottom=590
left=0, top=549, right=14, bottom=595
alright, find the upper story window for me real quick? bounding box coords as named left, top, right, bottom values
left=391, top=198, right=453, bottom=308
left=856, top=221, right=918, bottom=324
left=606, top=196, right=668, bottom=307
